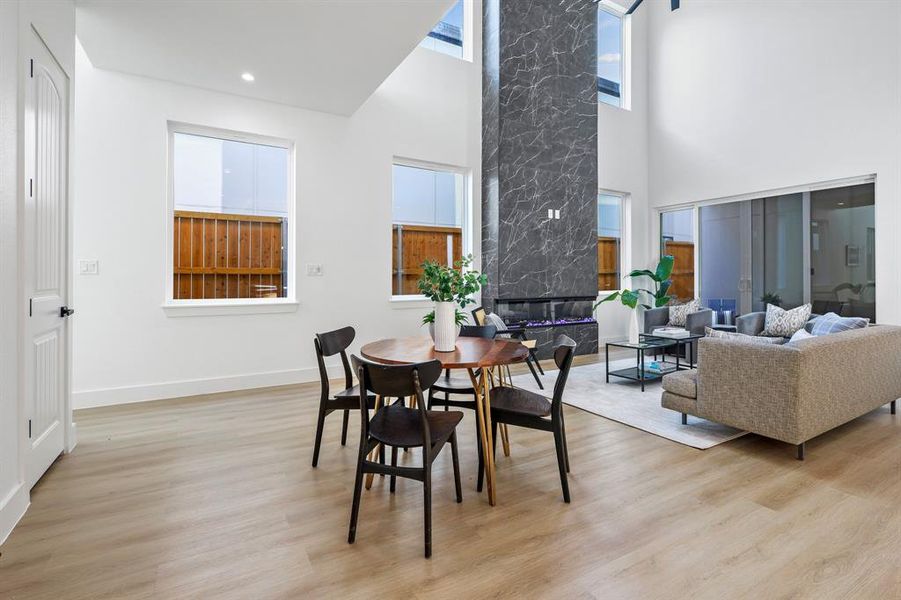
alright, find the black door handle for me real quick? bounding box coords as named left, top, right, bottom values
left=60, top=306, right=75, bottom=318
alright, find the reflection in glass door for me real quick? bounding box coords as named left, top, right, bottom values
left=660, top=209, right=694, bottom=301
left=809, top=184, right=875, bottom=320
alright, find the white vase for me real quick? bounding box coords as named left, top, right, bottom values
left=433, top=301, right=458, bottom=352
left=628, top=306, right=645, bottom=344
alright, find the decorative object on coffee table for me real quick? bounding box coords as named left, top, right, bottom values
left=418, top=255, right=486, bottom=352
left=595, top=255, right=675, bottom=344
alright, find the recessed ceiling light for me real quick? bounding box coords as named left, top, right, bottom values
left=241, top=72, right=255, bottom=82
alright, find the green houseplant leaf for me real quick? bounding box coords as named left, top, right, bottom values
left=655, top=255, right=674, bottom=282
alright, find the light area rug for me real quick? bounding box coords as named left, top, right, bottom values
left=509, top=359, right=746, bottom=450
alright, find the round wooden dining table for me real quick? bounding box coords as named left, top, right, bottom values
left=360, top=336, right=529, bottom=506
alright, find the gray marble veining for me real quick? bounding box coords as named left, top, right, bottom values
left=482, top=0, right=598, bottom=356
left=482, top=0, right=598, bottom=312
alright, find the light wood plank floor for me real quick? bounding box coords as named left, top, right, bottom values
left=1, top=358, right=899, bottom=599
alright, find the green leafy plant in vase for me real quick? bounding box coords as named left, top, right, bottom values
left=417, top=255, right=487, bottom=352
left=594, top=255, right=675, bottom=344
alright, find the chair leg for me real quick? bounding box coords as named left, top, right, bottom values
left=532, top=350, right=545, bottom=375
left=340, top=410, right=349, bottom=446
left=796, top=442, right=805, bottom=461
left=891, top=400, right=896, bottom=414
left=526, top=357, right=544, bottom=390
left=423, top=465, right=432, bottom=558
left=312, top=402, right=327, bottom=467
left=450, top=431, right=462, bottom=503
left=348, top=444, right=366, bottom=544
left=554, top=426, right=571, bottom=503
left=560, top=410, right=570, bottom=473
left=390, top=446, right=398, bottom=493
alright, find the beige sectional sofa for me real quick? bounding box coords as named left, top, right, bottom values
left=661, top=325, right=901, bottom=459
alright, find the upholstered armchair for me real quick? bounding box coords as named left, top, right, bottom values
left=643, top=306, right=713, bottom=362
left=643, top=306, right=714, bottom=336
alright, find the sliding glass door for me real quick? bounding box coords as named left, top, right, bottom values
left=691, top=181, right=875, bottom=321
left=809, top=184, right=875, bottom=320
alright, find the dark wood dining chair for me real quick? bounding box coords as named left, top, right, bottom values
left=427, top=324, right=496, bottom=412
left=484, top=334, right=576, bottom=503
left=472, top=306, right=545, bottom=389
left=312, top=326, right=376, bottom=467
left=348, top=355, right=463, bottom=558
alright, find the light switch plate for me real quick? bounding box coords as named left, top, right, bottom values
left=78, top=259, right=99, bottom=275
left=547, top=209, right=554, bottom=219
left=306, top=263, right=323, bottom=276
left=554, top=209, right=561, bottom=219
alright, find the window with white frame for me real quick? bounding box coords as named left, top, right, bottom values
left=169, top=124, right=292, bottom=301
left=419, top=0, right=465, bottom=59
left=598, top=4, right=625, bottom=108
left=392, top=162, right=467, bottom=297
left=598, top=192, right=625, bottom=291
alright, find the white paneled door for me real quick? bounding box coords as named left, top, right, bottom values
left=24, top=32, right=70, bottom=489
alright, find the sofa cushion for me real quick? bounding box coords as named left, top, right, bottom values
left=761, top=303, right=811, bottom=337
left=787, top=328, right=815, bottom=345
left=669, top=299, right=701, bottom=327
left=704, top=327, right=785, bottom=345
left=808, top=311, right=869, bottom=336
left=662, top=370, right=697, bottom=399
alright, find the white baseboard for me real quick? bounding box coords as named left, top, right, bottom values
left=71, top=366, right=335, bottom=409
left=0, top=483, right=29, bottom=546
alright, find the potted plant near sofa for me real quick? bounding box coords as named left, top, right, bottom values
left=594, top=256, right=675, bottom=343
left=418, top=255, right=486, bottom=352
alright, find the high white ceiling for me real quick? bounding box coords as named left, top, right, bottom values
left=76, top=0, right=456, bottom=116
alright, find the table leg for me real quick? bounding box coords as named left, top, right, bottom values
left=605, top=344, right=609, bottom=383
left=365, top=395, right=383, bottom=490
left=495, top=367, right=511, bottom=457
left=468, top=367, right=496, bottom=506
left=639, top=349, right=645, bottom=392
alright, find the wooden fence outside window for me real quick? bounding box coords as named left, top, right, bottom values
left=392, top=224, right=463, bottom=296
left=598, top=236, right=621, bottom=291
left=173, top=210, right=286, bottom=300
left=664, top=240, right=695, bottom=301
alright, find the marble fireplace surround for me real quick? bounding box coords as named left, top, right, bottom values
left=481, top=0, right=599, bottom=356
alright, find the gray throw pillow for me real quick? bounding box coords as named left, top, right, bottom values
left=669, top=299, right=701, bottom=327
left=705, top=327, right=785, bottom=345
left=761, top=303, right=811, bottom=337
left=808, top=312, right=869, bottom=336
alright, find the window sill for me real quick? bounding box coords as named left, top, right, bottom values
left=389, top=296, right=432, bottom=309
left=162, top=299, right=299, bottom=317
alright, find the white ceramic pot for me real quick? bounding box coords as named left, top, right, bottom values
left=433, top=301, right=459, bottom=352
left=628, top=306, right=645, bottom=344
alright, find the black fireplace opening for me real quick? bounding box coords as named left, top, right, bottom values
left=495, top=296, right=597, bottom=329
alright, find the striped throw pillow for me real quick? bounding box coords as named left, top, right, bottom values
left=808, top=312, right=869, bottom=336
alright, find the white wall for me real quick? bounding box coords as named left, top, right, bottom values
left=647, top=0, right=901, bottom=324
left=72, top=17, right=483, bottom=407
left=596, top=4, right=650, bottom=340
left=0, top=0, right=75, bottom=545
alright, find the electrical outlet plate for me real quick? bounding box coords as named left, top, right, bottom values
left=306, top=263, right=323, bottom=276
left=78, top=259, right=99, bottom=275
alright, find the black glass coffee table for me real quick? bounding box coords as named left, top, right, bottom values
left=605, top=338, right=683, bottom=392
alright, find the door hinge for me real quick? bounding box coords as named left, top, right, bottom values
left=29, top=178, right=33, bottom=197
left=29, top=298, right=32, bottom=317
left=29, top=59, right=33, bottom=78
left=28, top=419, right=32, bottom=439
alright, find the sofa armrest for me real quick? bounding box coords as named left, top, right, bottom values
left=695, top=338, right=804, bottom=443
left=686, top=309, right=714, bottom=335
left=736, top=311, right=766, bottom=336
left=643, top=307, right=669, bottom=333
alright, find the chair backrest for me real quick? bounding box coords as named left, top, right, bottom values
left=351, top=355, right=443, bottom=448
left=471, top=306, right=487, bottom=326
left=550, top=335, right=576, bottom=417
left=314, top=326, right=355, bottom=395
left=460, top=324, right=497, bottom=339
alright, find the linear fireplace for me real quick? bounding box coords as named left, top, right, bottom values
left=495, top=297, right=597, bottom=329
left=495, top=296, right=598, bottom=360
